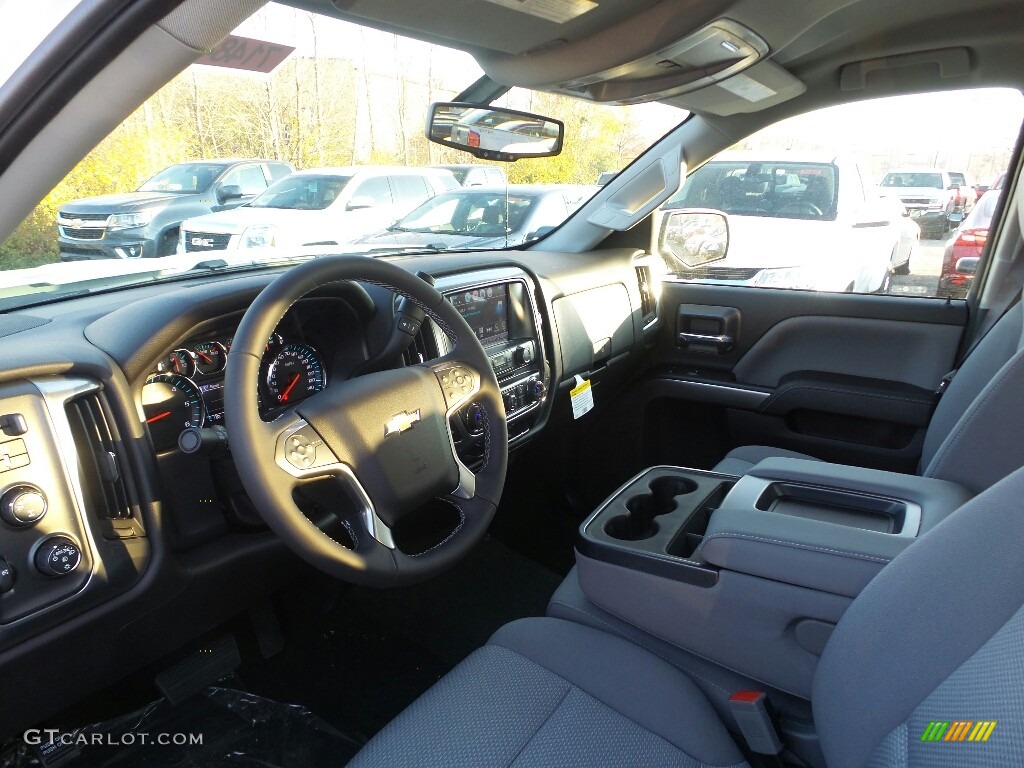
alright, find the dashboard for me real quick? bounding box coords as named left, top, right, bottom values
left=0, top=249, right=658, bottom=737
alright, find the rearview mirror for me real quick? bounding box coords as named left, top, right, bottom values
left=424, top=102, right=564, bottom=162
left=658, top=210, right=729, bottom=268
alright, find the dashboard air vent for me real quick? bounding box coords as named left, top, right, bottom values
left=635, top=265, right=657, bottom=321
left=65, top=392, right=134, bottom=520
left=402, top=322, right=439, bottom=366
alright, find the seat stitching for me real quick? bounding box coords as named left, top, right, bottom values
left=547, top=599, right=733, bottom=699
left=575, top=591, right=813, bottom=700
left=698, top=532, right=891, bottom=564
left=488, top=644, right=744, bottom=767
left=504, top=683, right=572, bottom=767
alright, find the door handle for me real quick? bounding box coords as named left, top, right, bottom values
left=677, top=332, right=734, bottom=346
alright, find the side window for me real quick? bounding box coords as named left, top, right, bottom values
left=220, top=164, right=268, bottom=196
left=351, top=176, right=393, bottom=206
left=391, top=175, right=431, bottom=208
left=657, top=88, right=1024, bottom=299
left=267, top=163, right=293, bottom=182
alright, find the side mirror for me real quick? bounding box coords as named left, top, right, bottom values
left=525, top=226, right=556, bottom=241
left=217, top=184, right=244, bottom=203
left=424, top=102, right=564, bottom=162
left=658, top=210, right=729, bottom=268
left=955, top=256, right=980, bottom=275
left=346, top=196, right=375, bottom=211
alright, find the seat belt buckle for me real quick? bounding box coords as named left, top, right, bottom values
left=936, top=368, right=958, bottom=396
left=729, top=691, right=784, bottom=758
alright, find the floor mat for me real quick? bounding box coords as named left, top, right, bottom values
left=239, top=535, right=562, bottom=741
left=5, top=687, right=363, bottom=768
left=8, top=537, right=562, bottom=767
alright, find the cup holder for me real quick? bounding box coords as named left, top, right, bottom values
left=604, top=476, right=698, bottom=541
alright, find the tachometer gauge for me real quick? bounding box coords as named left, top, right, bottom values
left=142, top=372, right=204, bottom=451
left=266, top=343, right=326, bottom=406
left=165, top=348, right=196, bottom=377
left=193, top=341, right=227, bottom=376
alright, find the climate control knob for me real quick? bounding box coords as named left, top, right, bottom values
left=34, top=536, right=82, bottom=578
left=0, top=484, right=47, bottom=527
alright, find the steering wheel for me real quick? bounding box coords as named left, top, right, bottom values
left=776, top=202, right=823, bottom=216
left=224, top=256, right=508, bottom=587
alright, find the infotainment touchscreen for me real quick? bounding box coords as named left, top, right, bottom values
left=448, top=284, right=509, bottom=346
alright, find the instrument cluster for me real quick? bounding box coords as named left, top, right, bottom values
left=141, top=332, right=327, bottom=451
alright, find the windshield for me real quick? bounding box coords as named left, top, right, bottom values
left=137, top=163, right=226, bottom=193
left=0, top=2, right=684, bottom=305
left=881, top=172, right=944, bottom=189
left=248, top=175, right=353, bottom=210
left=667, top=161, right=838, bottom=221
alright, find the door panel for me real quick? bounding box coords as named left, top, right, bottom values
left=637, top=282, right=968, bottom=473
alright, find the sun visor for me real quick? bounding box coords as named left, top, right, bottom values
left=661, top=59, right=806, bottom=116
left=540, top=20, right=769, bottom=105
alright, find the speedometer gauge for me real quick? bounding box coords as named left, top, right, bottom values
left=266, top=343, right=326, bottom=405
left=142, top=372, right=204, bottom=451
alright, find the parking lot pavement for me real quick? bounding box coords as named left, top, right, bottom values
left=889, top=237, right=946, bottom=296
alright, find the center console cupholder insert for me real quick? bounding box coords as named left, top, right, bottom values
left=604, top=476, right=698, bottom=541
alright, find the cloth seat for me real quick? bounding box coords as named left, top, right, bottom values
left=348, top=616, right=748, bottom=768
left=714, top=301, right=1024, bottom=494
left=349, top=463, right=1024, bottom=767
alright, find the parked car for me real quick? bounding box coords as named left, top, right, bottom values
left=947, top=170, right=977, bottom=214
left=662, top=152, right=919, bottom=293
left=938, top=188, right=1002, bottom=298
left=451, top=115, right=559, bottom=153
left=878, top=168, right=969, bottom=238
left=179, top=166, right=458, bottom=253
left=431, top=164, right=507, bottom=187
left=357, top=184, right=597, bottom=250
left=57, top=159, right=293, bottom=260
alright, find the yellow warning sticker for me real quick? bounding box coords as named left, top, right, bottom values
left=570, top=375, right=594, bottom=419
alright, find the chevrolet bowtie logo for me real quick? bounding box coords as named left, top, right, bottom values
left=384, top=409, right=421, bottom=437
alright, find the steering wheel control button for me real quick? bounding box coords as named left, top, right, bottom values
left=287, top=432, right=321, bottom=469
left=276, top=420, right=338, bottom=474
left=34, top=536, right=82, bottom=578
left=463, top=403, right=485, bottom=434
left=0, top=485, right=46, bottom=527
left=435, top=365, right=479, bottom=408
left=0, top=558, right=14, bottom=593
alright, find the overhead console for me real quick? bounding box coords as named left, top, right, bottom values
left=575, top=457, right=973, bottom=699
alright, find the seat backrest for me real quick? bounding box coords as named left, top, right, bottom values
left=918, top=300, right=1024, bottom=493
left=813, top=463, right=1024, bottom=767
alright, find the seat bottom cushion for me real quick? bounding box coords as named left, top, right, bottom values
left=348, top=617, right=748, bottom=767
left=714, top=445, right=821, bottom=476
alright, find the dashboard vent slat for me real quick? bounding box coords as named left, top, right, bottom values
left=402, top=322, right=438, bottom=367
left=66, top=392, right=134, bottom=520
left=635, top=265, right=656, bottom=320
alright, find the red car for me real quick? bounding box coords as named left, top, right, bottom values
left=938, top=190, right=1001, bottom=298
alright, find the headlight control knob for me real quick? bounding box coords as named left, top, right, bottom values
left=34, top=536, right=82, bottom=578
left=0, top=484, right=47, bottom=527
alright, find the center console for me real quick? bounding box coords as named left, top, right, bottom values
left=574, top=457, right=973, bottom=700
left=435, top=268, right=551, bottom=463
